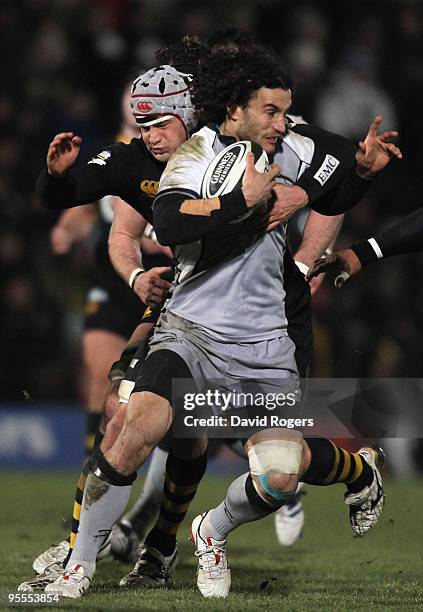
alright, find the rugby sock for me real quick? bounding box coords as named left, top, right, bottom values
left=145, top=449, right=208, bottom=556
left=69, top=464, right=90, bottom=555
left=64, top=440, right=104, bottom=566
left=202, top=473, right=272, bottom=540
left=85, top=413, right=102, bottom=455
left=124, top=446, right=168, bottom=541
left=303, top=438, right=373, bottom=492
left=67, top=450, right=136, bottom=577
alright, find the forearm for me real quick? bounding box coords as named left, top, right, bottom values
left=108, top=229, right=145, bottom=284
left=36, top=161, right=120, bottom=211
left=351, top=207, right=423, bottom=266
left=309, top=167, right=371, bottom=215
left=153, top=189, right=248, bottom=246
left=294, top=210, right=344, bottom=268
left=36, top=167, right=79, bottom=210
left=108, top=196, right=148, bottom=284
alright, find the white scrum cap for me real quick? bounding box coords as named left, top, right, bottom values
left=130, top=64, right=196, bottom=135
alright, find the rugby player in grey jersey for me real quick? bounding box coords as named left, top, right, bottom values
left=150, top=45, right=400, bottom=598
left=40, top=43, right=400, bottom=599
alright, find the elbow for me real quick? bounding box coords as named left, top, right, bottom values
left=154, top=226, right=174, bottom=247
left=153, top=210, right=175, bottom=246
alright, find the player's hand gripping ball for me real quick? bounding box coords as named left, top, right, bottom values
left=201, top=141, right=269, bottom=221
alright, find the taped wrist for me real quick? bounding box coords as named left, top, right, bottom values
left=351, top=238, right=382, bottom=267
left=129, top=267, right=145, bottom=290
left=108, top=341, right=142, bottom=382
left=92, top=447, right=137, bottom=486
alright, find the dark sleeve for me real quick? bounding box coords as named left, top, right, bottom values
left=153, top=188, right=248, bottom=246
left=351, top=207, right=423, bottom=266
left=36, top=143, right=128, bottom=210
left=309, top=168, right=371, bottom=215
left=292, top=124, right=371, bottom=215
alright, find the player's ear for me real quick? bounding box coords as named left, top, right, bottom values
left=226, top=104, right=241, bottom=121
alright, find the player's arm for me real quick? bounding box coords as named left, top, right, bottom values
left=293, top=210, right=344, bottom=294
left=261, top=119, right=385, bottom=229
left=36, top=133, right=128, bottom=210
left=307, top=206, right=423, bottom=286
left=153, top=139, right=279, bottom=246
left=305, top=117, right=402, bottom=216
left=108, top=197, right=172, bottom=306
left=294, top=210, right=344, bottom=270
left=50, top=204, right=98, bottom=254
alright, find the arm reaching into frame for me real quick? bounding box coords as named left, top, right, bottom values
left=108, top=196, right=172, bottom=306
left=307, top=206, right=423, bottom=287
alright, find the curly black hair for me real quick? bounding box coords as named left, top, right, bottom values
left=155, top=36, right=208, bottom=76
left=206, top=27, right=254, bottom=50
left=192, top=44, right=294, bottom=126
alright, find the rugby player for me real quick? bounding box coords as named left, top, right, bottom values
left=32, top=43, right=402, bottom=599
left=36, top=85, right=173, bottom=572
left=48, top=84, right=153, bottom=458
left=151, top=45, right=400, bottom=598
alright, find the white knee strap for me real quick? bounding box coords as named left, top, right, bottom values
left=247, top=438, right=303, bottom=502
left=248, top=439, right=303, bottom=477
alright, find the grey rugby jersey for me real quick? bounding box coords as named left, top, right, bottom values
left=154, top=124, right=318, bottom=342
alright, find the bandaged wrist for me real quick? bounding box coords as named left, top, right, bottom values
left=128, top=267, right=145, bottom=290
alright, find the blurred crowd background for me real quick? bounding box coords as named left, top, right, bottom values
left=1, top=0, right=423, bottom=403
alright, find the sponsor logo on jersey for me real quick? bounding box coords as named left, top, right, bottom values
left=137, top=100, right=153, bottom=111
left=140, top=179, right=159, bottom=197
left=88, top=149, right=112, bottom=166
left=142, top=306, right=153, bottom=319
left=313, top=154, right=340, bottom=186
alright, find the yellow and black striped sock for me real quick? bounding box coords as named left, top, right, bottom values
left=145, top=450, right=208, bottom=556
left=84, top=413, right=102, bottom=456
left=62, top=463, right=90, bottom=567
left=303, top=438, right=373, bottom=492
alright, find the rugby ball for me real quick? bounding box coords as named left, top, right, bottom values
left=201, top=140, right=269, bottom=199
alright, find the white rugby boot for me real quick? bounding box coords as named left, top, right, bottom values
left=274, top=482, right=305, bottom=546
left=33, top=534, right=111, bottom=575
left=18, top=563, right=65, bottom=592
left=33, top=540, right=69, bottom=574
left=344, top=446, right=385, bottom=535
left=44, top=563, right=91, bottom=598
left=190, top=512, right=231, bottom=598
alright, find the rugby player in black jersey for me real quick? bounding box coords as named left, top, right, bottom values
left=33, top=82, right=174, bottom=574
left=48, top=84, right=150, bottom=458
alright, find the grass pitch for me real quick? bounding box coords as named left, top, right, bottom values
left=1, top=470, right=422, bottom=611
